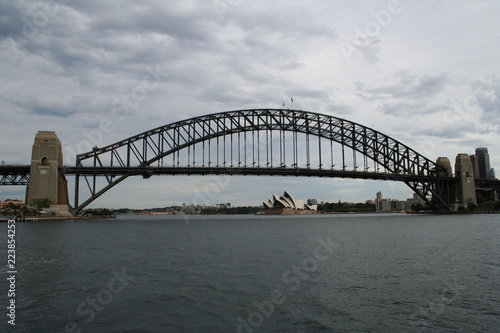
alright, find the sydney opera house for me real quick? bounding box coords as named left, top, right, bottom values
left=262, top=191, right=318, bottom=215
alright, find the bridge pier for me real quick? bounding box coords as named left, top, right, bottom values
left=26, top=131, right=72, bottom=216
left=435, top=157, right=456, bottom=210
left=455, top=153, right=477, bottom=210
left=435, top=155, right=477, bottom=211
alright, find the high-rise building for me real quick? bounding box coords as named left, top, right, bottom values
left=475, top=147, right=491, bottom=179
left=375, top=191, right=382, bottom=212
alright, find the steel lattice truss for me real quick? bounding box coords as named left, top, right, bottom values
left=0, top=165, right=30, bottom=185
left=74, top=109, right=455, bottom=212
left=475, top=179, right=500, bottom=191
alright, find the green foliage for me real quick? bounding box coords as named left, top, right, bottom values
left=411, top=203, right=426, bottom=211
left=200, top=206, right=261, bottom=215
left=494, top=201, right=500, bottom=211
left=0, top=202, right=39, bottom=216
left=84, top=208, right=114, bottom=216
left=457, top=206, right=466, bottom=213
left=35, top=198, right=52, bottom=208
left=467, top=202, right=477, bottom=211
left=477, top=201, right=494, bottom=211
left=317, top=201, right=375, bottom=213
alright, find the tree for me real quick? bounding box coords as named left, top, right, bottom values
left=35, top=198, right=52, bottom=209
left=411, top=203, right=425, bottom=212
left=467, top=202, right=477, bottom=212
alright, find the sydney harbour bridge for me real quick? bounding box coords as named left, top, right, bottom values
left=1, top=109, right=499, bottom=214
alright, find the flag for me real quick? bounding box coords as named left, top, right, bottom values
left=291, top=97, right=293, bottom=102
left=282, top=102, right=285, bottom=107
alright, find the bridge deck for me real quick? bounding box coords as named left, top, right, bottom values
left=61, top=166, right=457, bottom=183
left=0, top=165, right=30, bottom=185
left=0, top=165, right=30, bottom=172
left=3, top=165, right=497, bottom=186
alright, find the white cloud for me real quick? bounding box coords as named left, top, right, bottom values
left=1, top=0, right=499, bottom=206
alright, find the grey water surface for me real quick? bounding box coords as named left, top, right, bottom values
left=2, top=213, right=499, bottom=332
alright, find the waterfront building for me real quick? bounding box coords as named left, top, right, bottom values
left=405, top=193, right=425, bottom=210
left=262, top=191, right=317, bottom=214
left=375, top=191, right=383, bottom=212
left=379, top=199, right=392, bottom=212
left=475, top=147, right=492, bottom=179
left=0, top=199, right=25, bottom=209
left=375, top=192, right=425, bottom=212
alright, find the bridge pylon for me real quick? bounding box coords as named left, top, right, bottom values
left=435, top=157, right=456, bottom=210
left=26, top=131, right=72, bottom=216
left=435, top=155, right=477, bottom=211
left=454, top=153, right=477, bottom=209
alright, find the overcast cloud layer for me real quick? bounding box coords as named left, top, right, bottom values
left=1, top=0, right=499, bottom=208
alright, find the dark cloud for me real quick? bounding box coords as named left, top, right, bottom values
left=1, top=1, right=215, bottom=76
left=7, top=95, right=110, bottom=119
left=0, top=1, right=39, bottom=39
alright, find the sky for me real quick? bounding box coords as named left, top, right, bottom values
left=1, top=0, right=499, bottom=208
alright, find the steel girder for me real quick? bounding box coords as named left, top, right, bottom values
left=74, top=109, right=452, bottom=212
left=0, top=165, right=30, bottom=185
left=475, top=179, right=500, bottom=191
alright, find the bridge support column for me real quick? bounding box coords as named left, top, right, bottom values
left=455, top=153, right=477, bottom=210
left=26, top=131, right=72, bottom=216
left=435, top=157, right=456, bottom=210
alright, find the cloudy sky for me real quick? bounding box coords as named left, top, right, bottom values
left=1, top=0, right=499, bottom=208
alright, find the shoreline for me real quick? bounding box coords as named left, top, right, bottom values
left=0, top=216, right=116, bottom=222
left=2, top=210, right=499, bottom=221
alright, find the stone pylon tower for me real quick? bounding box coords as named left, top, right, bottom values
left=435, top=157, right=456, bottom=208
left=455, top=153, right=477, bottom=209
left=26, top=131, right=72, bottom=216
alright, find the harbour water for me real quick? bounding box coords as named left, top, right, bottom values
left=2, top=213, right=500, bottom=332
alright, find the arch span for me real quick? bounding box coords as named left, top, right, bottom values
left=73, top=109, right=453, bottom=212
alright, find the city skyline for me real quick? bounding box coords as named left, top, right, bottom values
left=1, top=1, right=499, bottom=208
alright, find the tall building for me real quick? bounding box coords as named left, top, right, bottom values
left=375, top=192, right=425, bottom=212
left=375, top=191, right=382, bottom=212
left=475, top=147, right=492, bottom=179
left=405, top=193, right=426, bottom=210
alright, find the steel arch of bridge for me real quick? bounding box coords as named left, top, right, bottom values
left=74, top=109, right=454, bottom=213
